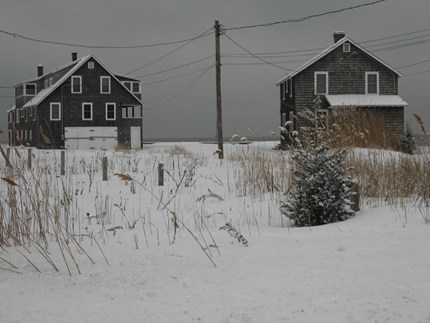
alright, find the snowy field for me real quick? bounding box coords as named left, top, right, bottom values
left=0, top=142, right=429, bottom=323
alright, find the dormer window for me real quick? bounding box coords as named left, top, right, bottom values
left=124, top=81, right=141, bottom=94
left=366, top=72, right=379, bottom=94
left=343, top=42, right=351, bottom=53
left=24, top=83, right=36, bottom=96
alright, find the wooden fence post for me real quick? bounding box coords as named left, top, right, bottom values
left=27, top=149, right=32, bottom=169
left=61, top=151, right=66, bottom=176
left=102, top=156, right=108, bottom=181
left=158, top=163, right=164, bottom=186
left=351, top=182, right=360, bottom=212
left=0, top=146, right=12, bottom=168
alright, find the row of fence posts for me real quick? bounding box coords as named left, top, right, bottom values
left=2, top=147, right=167, bottom=187
left=1, top=147, right=359, bottom=210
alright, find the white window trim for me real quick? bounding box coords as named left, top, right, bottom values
left=365, top=72, right=379, bottom=94
left=82, top=102, right=93, bottom=121
left=50, top=102, right=61, bottom=121
left=100, top=76, right=111, bottom=94
left=343, top=42, right=351, bottom=53
left=71, top=75, right=82, bottom=94
left=24, top=83, right=37, bottom=96
left=88, top=61, right=94, bottom=69
left=314, top=72, right=329, bottom=95
left=105, top=103, right=116, bottom=120
left=131, top=82, right=141, bottom=94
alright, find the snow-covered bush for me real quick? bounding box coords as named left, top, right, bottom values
left=281, top=97, right=356, bottom=226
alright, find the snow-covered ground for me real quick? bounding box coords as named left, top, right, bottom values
left=0, top=142, right=429, bottom=323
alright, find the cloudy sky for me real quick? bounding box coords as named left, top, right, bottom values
left=1, top=0, right=429, bottom=140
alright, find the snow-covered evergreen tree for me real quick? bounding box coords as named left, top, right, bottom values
left=281, top=97, right=356, bottom=226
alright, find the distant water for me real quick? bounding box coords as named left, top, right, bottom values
left=144, top=136, right=276, bottom=143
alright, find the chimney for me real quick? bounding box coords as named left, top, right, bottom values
left=333, top=31, right=346, bottom=43
left=71, top=52, right=78, bottom=61
left=37, top=65, right=44, bottom=77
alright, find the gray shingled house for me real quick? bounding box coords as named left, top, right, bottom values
left=7, top=53, right=143, bottom=149
left=276, top=32, right=407, bottom=146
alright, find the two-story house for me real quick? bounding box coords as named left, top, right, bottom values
left=276, top=32, right=408, bottom=146
left=7, top=53, right=143, bottom=149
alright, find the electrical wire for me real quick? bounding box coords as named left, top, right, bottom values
left=143, top=64, right=214, bottom=110
left=142, top=66, right=213, bottom=85
left=126, top=28, right=213, bottom=75
left=0, top=27, right=213, bottom=49
left=135, top=55, right=214, bottom=79
left=223, top=33, right=294, bottom=71
left=225, top=0, right=386, bottom=31
left=396, top=58, right=430, bottom=69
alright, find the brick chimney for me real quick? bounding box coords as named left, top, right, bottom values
left=71, top=52, right=78, bottom=61
left=333, top=31, right=346, bottom=43
left=37, top=65, right=44, bottom=77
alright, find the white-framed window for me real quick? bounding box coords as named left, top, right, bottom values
left=71, top=75, right=82, bottom=93
left=50, top=102, right=61, bottom=121
left=24, top=83, right=37, bottom=96
left=82, top=102, right=93, bottom=120
left=88, top=61, right=94, bottom=69
left=122, top=106, right=142, bottom=118
left=100, top=76, right=111, bottom=94
left=366, top=72, right=379, bottom=94
left=105, top=103, right=116, bottom=120
left=315, top=72, right=329, bottom=94
left=123, top=81, right=140, bottom=93
left=343, top=42, right=351, bottom=53
left=132, top=82, right=140, bottom=93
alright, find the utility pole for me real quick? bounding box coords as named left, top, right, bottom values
left=214, top=20, right=224, bottom=159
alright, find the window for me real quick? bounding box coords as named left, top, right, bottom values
left=24, top=83, right=37, bottom=96
left=124, top=81, right=132, bottom=91
left=132, top=82, right=140, bottom=93
left=71, top=76, right=82, bottom=93
left=343, top=42, right=351, bottom=53
left=100, top=76, right=111, bottom=94
left=315, top=72, right=328, bottom=94
left=122, top=106, right=141, bottom=118
left=49, top=77, right=54, bottom=86
left=44, top=79, right=49, bottom=88
left=366, top=72, right=379, bottom=94
left=106, top=103, right=116, bottom=120
left=50, top=103, right=61, bottom=120
left=82, top=103, right=93, bottom=120
left=88, top=61, right=94, bottom=69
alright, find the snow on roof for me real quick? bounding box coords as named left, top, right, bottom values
left=23, top=55, right=143, bottom=108
left=276, top=37, right=403, bottom=86
left=7, top=105, right=16, bottom=112
left=22, top=55, right=92, bottom=108
left=325, top=95, right=408, bottom=107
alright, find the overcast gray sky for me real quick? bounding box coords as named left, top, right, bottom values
left=1, top=0, right=429, bottom=141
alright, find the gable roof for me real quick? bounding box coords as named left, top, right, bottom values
left=276, top=36, right=403, bottom=86
left=23, top=55, right=143, bottom=108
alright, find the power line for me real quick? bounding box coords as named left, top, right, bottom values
left=405, top=69, right=430, bottom=77
left=135, top=55, right=214, bottom=79
left=126, top=28, right=213, bottom=75
left=0, top=86, right=13, bottom=89
left=225, top=0, right=387, bottom=31
left=0, top=27, right=213, bottom=49
left=143, top=64, right=214, bottom=110
left=396, top=58, right=430, bottom=69
left=141, top=66, right=213, bottom=85
left=223, top=33, right=294, bottom=71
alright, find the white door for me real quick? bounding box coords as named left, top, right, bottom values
left=130, top=126, right=141, bottom=149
